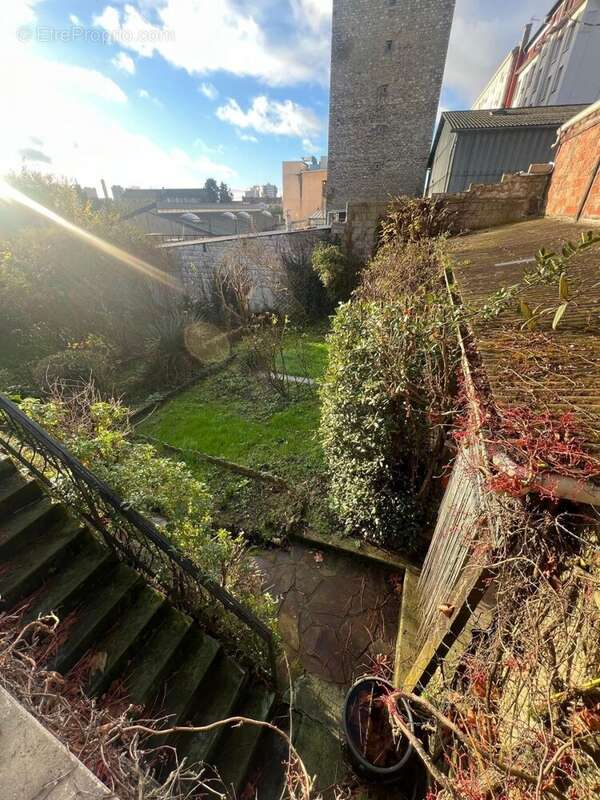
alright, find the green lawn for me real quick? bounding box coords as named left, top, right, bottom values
left=138, top=324, right=332, bottom=539
left=276, top=324, right=330, bottom=381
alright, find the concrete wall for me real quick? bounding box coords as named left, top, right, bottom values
left=326, top=0, right=455, bottom=213
left=546, top=102, right=600, bottom=223
left=435, top=168, right=552, bottom=232
left=164, top=228, right=331, bottom=313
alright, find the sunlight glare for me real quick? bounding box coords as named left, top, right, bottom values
left=0, top=179, right=181, bottom=291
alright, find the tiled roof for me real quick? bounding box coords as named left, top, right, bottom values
left=442, top=105, right=587, bottom=132
left=450, top=218, right=600, bottom=451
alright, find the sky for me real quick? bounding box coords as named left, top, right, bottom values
left=1, top=0, right=552, bottom=197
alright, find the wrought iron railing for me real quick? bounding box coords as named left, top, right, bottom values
left=0, top=392, right=278, bottom=686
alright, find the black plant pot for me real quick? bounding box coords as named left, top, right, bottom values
left=342, top=677, right=428, bottom=796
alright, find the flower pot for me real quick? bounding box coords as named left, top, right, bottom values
left=342, top=677, right=426, bottom=794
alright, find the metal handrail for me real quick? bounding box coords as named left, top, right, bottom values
left=0, top=392, right=278, bottom=685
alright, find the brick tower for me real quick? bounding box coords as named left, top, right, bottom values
left=326, top=0, right=456, bottom=216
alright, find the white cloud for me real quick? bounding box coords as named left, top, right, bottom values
left=302, top=138, right=318, bottom=153
left=112, top=51, right=136, bottom=75
left=194, top=138, right=225, bottom=155
left=69, top=13, right=81, bottom=25
left=0, top=22, right=235, bottom=193
left=216, top=96, right=321, bottom=139
left=199, top=82, right=219, bottom=101
left=138, top=88, right=164, bottom=108
left=237, top=132, right=259, bottom=144
left=93, top=0, right=331, bottom=86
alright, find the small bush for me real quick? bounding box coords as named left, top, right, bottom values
left=144, top=310, right=201, bottom=385
left=32, top=335, right=115, bottom=393
left=380, top=195, right=456, bottom=246
left=311, top=241, right=359, bottom=303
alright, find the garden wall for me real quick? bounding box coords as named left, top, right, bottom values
left=546, top=101, right=600, bottom=224
left=333, top=168, right=552, bottom=265
left=162, top=227, right=330, bottom=313
left=433, top=166, right=552, bottom=232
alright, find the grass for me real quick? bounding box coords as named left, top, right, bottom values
left=275, top=323, right=330, bottom=381
left=138, top=324, right=333, bottom=539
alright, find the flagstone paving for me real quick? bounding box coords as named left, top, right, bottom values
left=254, top=543, right=402, bottom=685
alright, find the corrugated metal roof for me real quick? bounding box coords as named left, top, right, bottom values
left=451, top=218, right=600, bottom=450
left=442, top=104, right=586, bottom=132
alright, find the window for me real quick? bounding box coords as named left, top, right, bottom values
left=388, top=0, right=397, bottom=6
left=551, top=65, right=564, bottom=95
left=376, top=84, right=389, bottom=102
left=385, top=40, right=393, bottom=53
left=563, top=23, right=575, bottom=52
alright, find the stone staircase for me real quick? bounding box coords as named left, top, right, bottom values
left=0, top=456, right=285, bottom=797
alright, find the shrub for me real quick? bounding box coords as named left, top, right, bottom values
left=380, top=195, right=456, bottom=246
left=144, top=310, right=200, bottom=385
left=311, top=241, right=359, bottom=303
left=32, top=335, right=115, bottom=393
left=321, top=237, right=458, bottom=552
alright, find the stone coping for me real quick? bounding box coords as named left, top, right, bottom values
left=290, top=529, right=421, bottom=574
left=0, top=686, right=114, bottom=800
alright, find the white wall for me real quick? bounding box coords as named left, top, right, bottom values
left=513, top=0, right=600, bottom=107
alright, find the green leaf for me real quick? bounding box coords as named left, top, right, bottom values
left=552, top=303, right=569, bottom=330
left=559, top=273, right=570, bottom=302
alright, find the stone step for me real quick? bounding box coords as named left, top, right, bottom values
left=0, top=499, right=65, bottom=560
left=23, top=534, right=113, bottom=624
left=213, top=685, right=276, bottom=797
left=0, top=473, right=43, bottom=516
left=0, top=458, right=16, bottom=479
left=179, top=652, right=247, bottom=767
left=88, top=585, right=166, bottom=696
left=124, top=605, right=193, bottom=706
left=158, top=629, right=221, bottom=732
left=394, top=567, right=421, bottom=690
left=48, top=563, right=143, bottom=675
left=0, top=522, right=85, bottom=609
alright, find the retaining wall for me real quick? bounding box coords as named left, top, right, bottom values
left=162, top=227, right=330, bottom=313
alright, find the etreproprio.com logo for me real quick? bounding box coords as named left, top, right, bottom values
left=16, top=25, right=175, bottom=45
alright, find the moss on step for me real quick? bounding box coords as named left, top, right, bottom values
left=88, top=585, right=166, bottom=696
left=212, top=686, right=276, bottom=796
left=0, top=500, right=65, bottom=559
left=0, top=522, right=85, bottom=609
left=49, top=563, right=142, bottom=674
left=159, top=629, right=221, bottom=727
left=125, top=605, right=193, bottom=706
left=291, top=528, right=421, bottom=573
left=0, top=472, right=42, bottom=515
left=24, top=535, right=112, bottom=624
left=180, top=652, right=246, bottom=767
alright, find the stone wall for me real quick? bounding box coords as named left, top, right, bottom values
left=327, top=0, right=455, bottom=213
left=163, top=228, right=331, bottom=313
left=434, top=167, right=552, bottom=233
left=546, top=102, right=600, bottom=224
left=332, top=201, right=390, bottom=264
left=332, top=168, right=552, bottom=265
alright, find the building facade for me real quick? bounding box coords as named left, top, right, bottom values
left=473, top=1, right=600, bottom=111
left=282, top=157, right=328, bottom=226
left=326, top=0, right=455, bottom=217
left=427, top=105, right=585, bottom=195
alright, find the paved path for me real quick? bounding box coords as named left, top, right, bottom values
left=254, top=543, right=402, bottom=685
